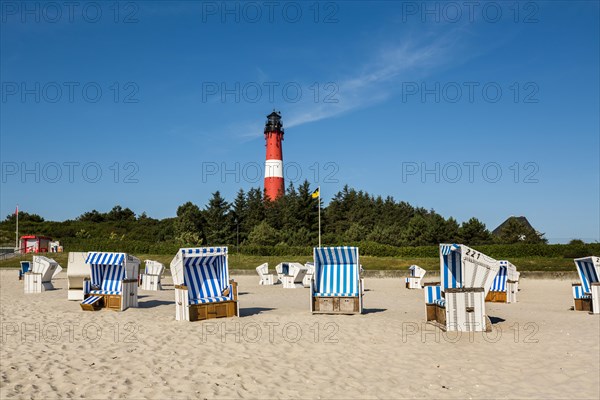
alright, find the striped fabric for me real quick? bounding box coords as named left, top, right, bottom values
left=83, top=279, right=91, bottom=295
left=313, top=247, right=359, bottom=297
left=575, top=258, right=600, bottom=294
left=572, top=285, right=591, bottom=299
left=85, top=252, right=126, bottom=287
left=440, top=244, right=460, bottom=256
left=425, top=285, right=442, bottom=303
left=189, top=296, right=230, bottom=304
left=182, top=247, right=231, bottom=304
left=82, top=296, right=101, bottom=305
left=434, top=299, right=446, bottom=307
left=440, top=244, right=462, bottom=290
left=490, top=265, right=508, bottom=292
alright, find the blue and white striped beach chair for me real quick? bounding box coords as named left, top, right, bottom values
left=80, top=252, right=140, bottom=311
left=487, top=260, right=519, bottom=303
left=140, top=260, right=165, bottom=291
left=170, top=247, right=238, bottom=321
left=572, top=256, right=600, bottom=314
left=405, top=265, right=426, bottom=289
left=424, top=244, right=499, bottom=332
left=310, top=247, right=363, bottom=314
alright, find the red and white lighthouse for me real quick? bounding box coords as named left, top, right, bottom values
left=264, top=111, right=285, bottom=200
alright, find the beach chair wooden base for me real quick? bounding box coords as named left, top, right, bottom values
left=140, top=274, right=162, bottom=291
left=427, top=289, right=489, bottom=332
left=68, top=289, right=84, bottom=301
left=259, top=274, right=277, bottom=285
left=485, top=291, right=507, bottom=303
left=312, top=296, right=360, bottom=314
left=175, top=280, right=239, bottom=321
left=24, top=273, right=55, bottom=294
left=80, top=296, right=104, bottom=311
left=282, top=275, right=303, bottom=289
left=405, top=277, right=422, bottom=289
left=591, top=283, right=600, bottom=314
left=506, top=281, right=518, bottom=303
left=187, top=301, right=238, bottom=321
left=574, top=298, right=592, bottom=312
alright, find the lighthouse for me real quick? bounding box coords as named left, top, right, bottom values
left=264, top=111, right=285, bottom=200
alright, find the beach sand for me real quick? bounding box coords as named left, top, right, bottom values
left=1, top=270, right=598, bottom=399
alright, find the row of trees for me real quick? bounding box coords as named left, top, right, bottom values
left=1, top=182, right=547, bottom=248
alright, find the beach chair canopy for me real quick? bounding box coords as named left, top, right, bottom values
left=409, top=265, right=425, bottom=278
left=85, top=252, right=136, bottom=295
left=491, top=261, right=518, bottom=292
left=440, top=244, right=499, bottom=295
left=305, top=262, right=315, bottom=274
left=144, top=260, right=165, bottom=275
left=32, top=256, right=62, bottom=281
left=172, top=247, right=231, bottom=304
left=574, top=256, right=600, bottom=294
left=313, top=247, right=360, bottom=297
left=256, top=263, right=269, bottom=275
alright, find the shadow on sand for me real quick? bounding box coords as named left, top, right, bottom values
left=239, top=307, right=275, bottom=317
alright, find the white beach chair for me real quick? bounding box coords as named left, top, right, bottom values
left=80, top=252, right=139, bottom=311
left=423, top=244, right=499, bottom=332
left=170, top=247, right=239, bottom=322
left=140, top=260, right=165, bottom=291
left=572, top=256, right=600, bottom=314
left=311, top=247, right=363, bottom=314
left=405, top=265, right=426, bottom=289
left=486, top=260, right=520, bottom=303
left=256, top=263, right=278, bottom=285
left=24, top=256, right=62, bottom=293
left=67, top=252, right=90, bottom=300
left=276, top=262, right=307, bottom=289
left=303, top=262, right=314, bottom=287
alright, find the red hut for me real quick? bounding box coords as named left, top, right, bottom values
left=20, top=235, right=52, bottom=253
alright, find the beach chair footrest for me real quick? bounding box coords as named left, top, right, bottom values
left=80, top=296, right=104, bottom=311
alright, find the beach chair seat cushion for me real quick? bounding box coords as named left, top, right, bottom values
left=434, top=298, right=446, bottom=307
left=189, top=296, right=230, bottom=304
left=314, top=292, right=359, bottom=297
left=90, top=289, right=121, bottom=295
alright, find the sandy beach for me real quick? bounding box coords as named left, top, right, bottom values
left=1, top=270, right=598, bottom=399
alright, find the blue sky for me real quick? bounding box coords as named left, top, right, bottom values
left=1, top=1, right=598, bottom=243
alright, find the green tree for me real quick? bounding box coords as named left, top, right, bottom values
left=174, top=202, right=204, bottom=243
left=204, top=191, right=233, bottom=245
left=246, top=221, right=280, bottom=246
left=495, top=218, right=547, bottom=244
left=459, top=218, right=492, bottom=244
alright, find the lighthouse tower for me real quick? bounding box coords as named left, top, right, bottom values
left=264, top=111, right=285, bottom=200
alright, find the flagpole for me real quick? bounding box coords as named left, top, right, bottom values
left=15, top=205, right=19, bottom=252
left=318, top=187, right=321, bottom=247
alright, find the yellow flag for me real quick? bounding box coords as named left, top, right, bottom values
left=311, top=188, right=320, bottom=199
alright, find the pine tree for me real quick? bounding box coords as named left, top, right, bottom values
left=203, top=191, right=233, bottom=246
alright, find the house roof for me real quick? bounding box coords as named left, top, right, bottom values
left=492, top=216, right=535, bottom=236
